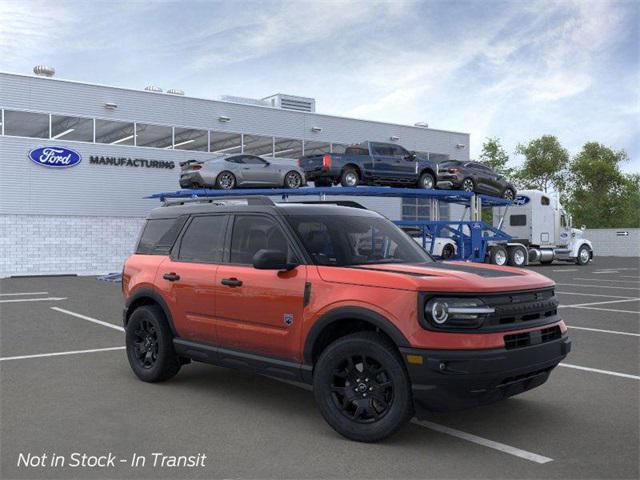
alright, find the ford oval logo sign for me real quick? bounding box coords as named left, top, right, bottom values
left=28, top=146, right=82, bottom=168
left=513, top=195, right=530, bottom=206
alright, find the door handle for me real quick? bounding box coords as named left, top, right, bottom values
left=221, top=277, right=243, bottom=287
left=163, top=272, right=180, bottom=282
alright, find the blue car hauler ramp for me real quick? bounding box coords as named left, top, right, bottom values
left=148, top=187, right=513, bottom=263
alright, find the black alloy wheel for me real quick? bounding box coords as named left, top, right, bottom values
left=284, top=171, right=303, bottom=189
left=503, top=188, right=515, bottom=200
left=132, top=319, right=159, bottom=369
left=441, top=243, right=455, bottom=259
left=330, top=354, right=394, bottom=423
left=462, top=178, right=475, bottom=192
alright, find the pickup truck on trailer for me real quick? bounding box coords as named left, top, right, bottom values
left=298, top=141, right=439, bottom=189
left=123, top=196, right=570, bottom=442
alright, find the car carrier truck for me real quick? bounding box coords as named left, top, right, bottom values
left=490, top=189, right=593, bottom=267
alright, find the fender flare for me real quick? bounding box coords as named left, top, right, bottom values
left=303, top=306, right=410, bottom=364
left=571, top=239, right=593, bottom=258
left=124, top=287, right=177, bottom=336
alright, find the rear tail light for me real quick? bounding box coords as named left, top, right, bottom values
left=322, top=154, right=331, bottom=169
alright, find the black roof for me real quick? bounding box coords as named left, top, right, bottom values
left=147, top=199, right=380, bottom=220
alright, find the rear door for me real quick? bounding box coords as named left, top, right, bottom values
left=159, top=214, right=229, bottom=344
left=370, top=143, right=396, bottom=179
left=214, top=214, right=307, bottom=361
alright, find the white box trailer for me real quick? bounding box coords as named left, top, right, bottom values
left=491, top=190, right=593, bottom=266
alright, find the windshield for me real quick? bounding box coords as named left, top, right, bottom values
left=286, top=214, right=434, bottom=266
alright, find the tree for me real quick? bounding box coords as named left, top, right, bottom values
left=565, top=142, right=639, bottom=228
left=515, top=135, right=569, bottom=193
left=479, top=137, right=514, bottom=177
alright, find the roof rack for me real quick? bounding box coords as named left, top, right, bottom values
left=280, top=200, right=367, bottom=209
left=161, top=195, right=274, bottom=207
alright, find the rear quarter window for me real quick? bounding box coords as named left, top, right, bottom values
left=136, top=217, right=187, bottom=255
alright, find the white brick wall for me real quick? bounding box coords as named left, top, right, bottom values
left=0, top=214, right=145, bottom=277
left=585, top=228, right=640, bottom=257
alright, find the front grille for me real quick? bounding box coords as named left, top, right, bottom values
left=481, top=288, right=559, bottom=329
left=504, top=325, right=562, bottom=350
left=498, top=367, right=553, bottom=387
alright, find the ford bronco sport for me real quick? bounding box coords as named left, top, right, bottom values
left=123, top=197, right=570, bottom=442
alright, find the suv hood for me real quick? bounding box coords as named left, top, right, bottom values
left=317, top=261, right=554, bottom=293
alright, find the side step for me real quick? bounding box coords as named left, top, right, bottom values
left=173, top=338, right=312, bottom=384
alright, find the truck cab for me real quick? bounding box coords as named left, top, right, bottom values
left=494, top=190, right=593, bottom=265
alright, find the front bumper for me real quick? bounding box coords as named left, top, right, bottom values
left=400, top=335, right=571, bottom=414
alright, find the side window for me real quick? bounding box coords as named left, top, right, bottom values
left=561, top=214, right=567, bottom=228
left=230, top=216, right=292, bottom=264
left=371, top=143, right=389, bottom=156
left=225, top=156, right=244, bottom=164
left=510, top=215, right=527, bottom=226
left=136, top=217, right=187, bottom=255
left=391, top=145, right=409, bottom=158
left=541, top=196, right=550, bottom=206
left=243, top=156, right=268, bottom=165
left=178, top=215, right=227, bottom=263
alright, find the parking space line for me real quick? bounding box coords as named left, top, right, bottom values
left=556, top=291, right=635, bottom=299
left=567, top=305, right=640, bottom=314
left=560, top=363, right=640, bottom=380
left=568, top=325, right=640, bottom=337
left=50, top=307, right=124, bottom=332
left=0, top=346, right=125, bottom=362
left=0, top=291, right=49, bottom=296
left=572, top=278, right=640, bottom=285
left=559, top=298, right=640, bottom=308
left=556, top=283, right=640, bottom=291
left=620, top=275, right=640, bottom=279
left=0, top=297, right=67, bottom=303
left=552, top=269, right=578, bottom=272
left=411, top=420, right=553, bottom=464
left=267, top=377, right=553, bottom=464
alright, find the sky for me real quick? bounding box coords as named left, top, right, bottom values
left=1, top=0, right=638, bottom=172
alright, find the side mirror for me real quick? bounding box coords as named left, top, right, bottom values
left=252, top=249, right=297, bottom=271
left=581, top=225, right=586, bottom=231
left=405, top=152, right=416, bottom=161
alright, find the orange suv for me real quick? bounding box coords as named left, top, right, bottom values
left=123, top=197, right=570, bottom=442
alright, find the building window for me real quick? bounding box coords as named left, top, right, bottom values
left=303, top=141, right=330, bottom=156
left=243, top=134, right=274, bottom=156
left=273, top=138, right=303, bottom=159
left=135, top=123, right=172, bottom=149
left=95, top=119, right=135, bottom=145
left=3, top=110, right=49, bottom=138
left=210, top=132, right=242, bottom=154
left=402, top=198, right=449, bottom=221
left=51, top=115, right=93, bottom=142
left=173, top=127, right=208, bottom=151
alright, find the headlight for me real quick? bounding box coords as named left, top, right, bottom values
left=424, top=298, right=495, bottom=329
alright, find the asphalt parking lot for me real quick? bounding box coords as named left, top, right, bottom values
left=1, top=257, right=638, bottom=479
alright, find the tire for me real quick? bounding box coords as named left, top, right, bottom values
left=340, top=168, right=360, bottom=187
left=576, top=245, right=591, bottom=265
left=314, top=178, right=332, bottom=187
left=284, top=171, right=303, bottom=189
left=489, top=245, right=508, bottom=266
left=313, top=332, right=413, bottom=443
left=507, top=245, right=527, bottom=267
left=461, top=178, right=475, bottom=192
left=126, top=305, right=181, bottom=383
left=441, top=243, right=455, bottom=259
left=503, top=188, right=516, bottom=201
left=216, top=171, right=236, bottom=190
left=417, top=172, right=435, bottom=190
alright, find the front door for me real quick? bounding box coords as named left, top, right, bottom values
left=159, top=214, right=229, bottom=344
left=370, top=143, right=397, bottom=180
left=215, top=214, right=307, bottom=361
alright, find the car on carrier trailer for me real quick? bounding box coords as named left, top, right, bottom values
left=122, top=195, right=570, bottom=442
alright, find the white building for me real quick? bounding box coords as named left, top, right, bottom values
left=0, top=70, right=470, bottom=277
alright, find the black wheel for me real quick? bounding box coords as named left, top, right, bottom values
left=441, top=243, right=455, bottom=259
left=576, top=245, right=591, bottom=265
left=503, top=188, right=516, bottom=201
left=314, top=178, right=332, bottom=187
left=284, top=171, right=303, bottom=189
left=313, top=332, right=413, bottom=442
left=216, top=171, right=236, bottom=190
left=507, top=245, right=527, bottom=267
left=489, top=245, right=508, bottom=266
left=417, top=172, right=435, bottom=189
left=126, top=305, right=181, bottom=382
left=461, top=178, right=475, bottom=192
left=340, top=168, right=360, bottom=187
